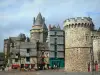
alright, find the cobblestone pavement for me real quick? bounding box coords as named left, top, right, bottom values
left=0, top=70, right=100, bottom=75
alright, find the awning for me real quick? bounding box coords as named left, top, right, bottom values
left=12, top=64, right=20, bottom=68
left=25, top=64, right=30, bottom=67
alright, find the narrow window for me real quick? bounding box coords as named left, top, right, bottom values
left=27, top=49, right=30, bottom=53
left=26, top=57, right=30, bottom=62
left=15, top=59, right=18, bottom=62
left=11, top=43, right=14, bottom=48
left=55, top=38, right=57, bottom=43
left=86, top=34, right=89, bottom=41
left=16, top=54, right=18, bottom=56
left=55, top=32, right=57, bottom=35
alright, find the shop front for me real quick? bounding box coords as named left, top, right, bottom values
left=12, top=64, right=20, bottom=69
left=49, top=58, right=64, bottom=69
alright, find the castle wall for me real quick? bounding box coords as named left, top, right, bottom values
left=30, top=32, right=40, bottom=42
left=93, top=38, right=100, bottom=63
left=65, top=27, right=92, bottom=48
left=65, top=48, right=91, bottom=72
left=91, top=30, right=100, bottom=39
left=93, top=38, right=100, bottom=72
left=64, top=17, right=93, bottom=72
left=30, top=27, right=48, bottom=43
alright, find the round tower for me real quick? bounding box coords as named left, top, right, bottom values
left=64, top=17, right=94, bottom=72
left=30, top=13, right=48, bottom=43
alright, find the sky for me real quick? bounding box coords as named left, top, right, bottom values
left=0, top=0, right=100, bottom=52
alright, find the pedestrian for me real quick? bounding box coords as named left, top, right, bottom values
left=88, top=62, right=90, bottom=72
left=95, top=61, right=98, bottom=72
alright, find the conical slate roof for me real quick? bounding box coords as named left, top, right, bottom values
left=35, top=12, right=44, bottom=25
left=18, top=33, right=26, bottom=41
left=57, top=24, right=61, bottom=29
left=43, top=23, right=47, bottom=30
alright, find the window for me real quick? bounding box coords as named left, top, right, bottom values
left=55, top=32, right=57, bottom=35
left=15, top=59, right=18, bottom=62
left=11, top=43, right=14, bottom=48
left=27, top=49, right=30, bottom=53
left=26, top=57, right=30, bottom=62
left=16, top=54, right=18, bottom=56
left=55, top=52, right=57, bottom=58
left=86, top=34, right=89, bottom=41
left=55, top=38, right=57, bottom=43
left=42, top=51, right=44, bottom=55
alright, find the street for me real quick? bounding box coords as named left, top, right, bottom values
left=0, top=70, right=100, bottom=75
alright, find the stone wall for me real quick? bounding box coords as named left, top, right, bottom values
left=30, top=32, right=40, bottom=42
left=65, top=48, right=91, bottom=72
left=65, top=27, right=92, bottom=48
left=64, top=17, right=93, bottom=72
left=93, top=38, right=100, bottom=71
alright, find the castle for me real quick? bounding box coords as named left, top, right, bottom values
left=64, top=17, right=100, bottom=72
left=3, top=13, right=49, bottom=70
left=3, top=13, right=65, bottom=70
left=3, top=13, right=100, bottom=71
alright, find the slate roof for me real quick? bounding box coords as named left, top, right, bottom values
left=35, top=12, right=44, bottom=25
left=9, top=37, right=17, bottom=42
left=39, top=42, right=49, bottom=51
left=17, top=42, right=36, bottom=49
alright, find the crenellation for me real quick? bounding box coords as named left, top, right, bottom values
left=64, top=17, right=92, bottom=23
left=64, top=18, right=93, bottom=29
left=77, top=17, right=82, bottom=19
left=65, top=23, right=93, bottom=29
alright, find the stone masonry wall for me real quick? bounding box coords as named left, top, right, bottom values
left=64, top=17, right=93, bottom=72
left=65, top=48, right=91, bottom=72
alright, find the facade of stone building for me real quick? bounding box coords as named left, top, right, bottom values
left=92, top=30, right=100, bottom=71
left=30, top=12, right=49, bottom=69
left=4, top=12, right=100, bottom=72
left=4, top=34, right=37, bottom=69
left=47, top=25, right=65, bottom=68
left=3, top=13, right=49, bottom=70
left=0, top=52, right=4, bottom=69
left=64, top=17, right=100, bottom=72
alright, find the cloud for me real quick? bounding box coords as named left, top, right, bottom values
left=0, top=0, right=100, bottom=51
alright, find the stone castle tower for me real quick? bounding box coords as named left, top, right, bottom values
left=64, top=17, right=94, bottom=72
left=30, top=12, right=48, bottom=42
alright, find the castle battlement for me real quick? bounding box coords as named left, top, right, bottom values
left=64, top=17, right=92, bottom=22
left=64, top=17, right=94, bottom=29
